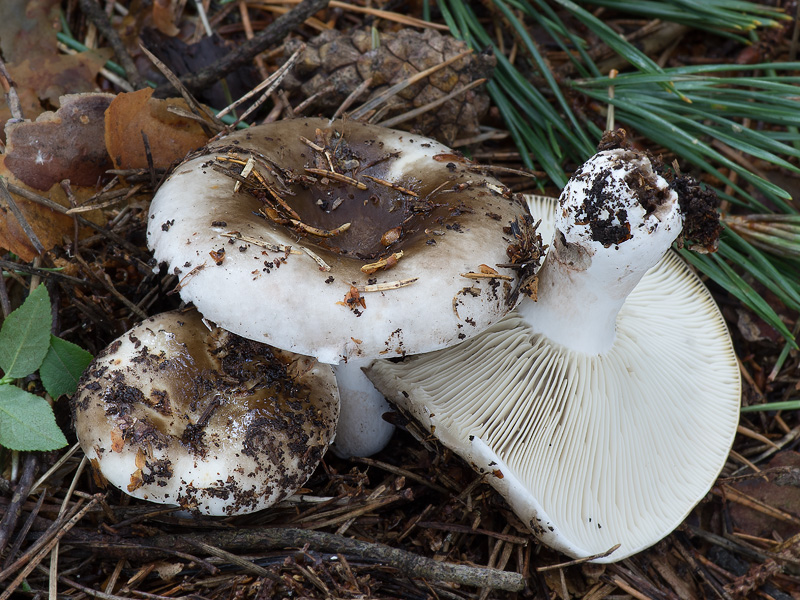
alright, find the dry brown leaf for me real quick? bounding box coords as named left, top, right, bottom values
left=0, top=154, right=110, bottom=261
left=152, top=0, right=181, bottom=37
left=0, top=0, right=60, bottom=65
left=104, top=88, right=213, bottom=170
left=4, top=93, right=115, bottom=191
left=729, top=450, right=800, bottom=540
left=0, top=93, right=115, bottom=261
left=0, top=0, right=112, bottom=132
left=0, top=157, right=79, bottom=261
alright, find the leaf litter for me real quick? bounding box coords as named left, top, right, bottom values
left=0, top=1, right=798, bottom=599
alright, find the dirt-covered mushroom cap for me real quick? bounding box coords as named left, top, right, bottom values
left=366, top=154, right=740, bottom=561
left=147, top=118, right=537, bottom=364
left=71, top=310, right=339, bottom=516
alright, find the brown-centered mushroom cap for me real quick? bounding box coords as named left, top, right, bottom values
left=147, top=118, right=538, bottom=364
left=72, top=310, right=339, bottom=516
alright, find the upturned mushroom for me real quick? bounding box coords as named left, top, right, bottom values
left=72, top=310, right=339, bottom=516
left=147, top=118, right=540, bottom=457
left=366, top=149, right=740, bottom=561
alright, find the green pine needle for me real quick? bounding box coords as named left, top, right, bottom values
left=441, top=0, right=799, bottom=345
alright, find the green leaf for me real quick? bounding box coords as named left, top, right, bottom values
left=40, top=336, right=93, bottom=399
left=0, top=385, right=67, bottom=451
left=0, top=286, right=53, bottom=380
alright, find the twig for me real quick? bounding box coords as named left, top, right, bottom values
left=77, top=0, right=146, bottom=89
left=30, top=443, right=82, bottom=495
left=357, top=278, right=418, bottom=292
left=1, top=490, right=46, bottom=571
left=351, top=457, right=451, bottom=495
left=350, top=50, right=473, bottom=121
left=300, top=246, right=331, bottom=271
left=154, top=0, right=331, bottom=96
left=0, top=454, right=38, bottom=556
left=361, top=174, right=418, bottom=197
left=139, top=44, right=224, bottom=135
left=305, top=168, right=368, bottom=190
left=0, top=177, right=45, bottom=255
left=186, top=540, right=279, bottom=580
left=50, top=457, right=88, bottom=600
left=66, top=185, right=143, bottom=214
left=0, top=266, right=11, bottom=317
left=228, top=45, right=305, bottom=128
left=0, top=496, right=88, bottom=583
left=330, top=76, right=373, bottom=122
left=5, top=183, right=144, bottom=256
left=0, top=259, right=95, bottom=288
left=0, top=495, right=100, bottom=599
left=75, top=255, right=148, bottom=320
left=0, top=56, right=24, bottom=120
left=65, top=527, right=526, bottom=591
left=378, top=78, right=486, bottom=129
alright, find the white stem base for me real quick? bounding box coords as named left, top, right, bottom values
left=331, top=359, right=395, bottom=458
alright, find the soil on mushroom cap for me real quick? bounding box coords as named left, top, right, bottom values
left=208, top=122, right=499, bottom=262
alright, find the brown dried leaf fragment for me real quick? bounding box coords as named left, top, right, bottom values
left=0, top=155, right=106, bottom=261
left=104, top=88, right=214, bottom=170
left=4, top=93, right=115, bottom=191
left=338, top=285, right=366, bottom=312
left=0, top=0, right=112, bottom=128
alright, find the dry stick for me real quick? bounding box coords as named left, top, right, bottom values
left=330, top=76, right=373, bottom=122
left=261, top=0, right=449, bottom=31
left=0, top=454, right=39, bottom=556
left=155, top=0, right=331, bottom=97
left=379, top=78, right=487, bottom=129
left=1, top=490, right=46, bottom=571
left=0, top=259, right=97, bottom=289
left=0, top=56, right=24, bottom=120
left=66, top=527, right=525, bottom=592
left=50, top=457, right=88, bottom=600
left=219, top=45, right=305, bottom=125
left=0, top=496, right=100, bottom=600
left=139, top=45, right=224, bottom=135
left=66, top=184, right=143, bottom=214
left=77, top=0, right=146, bottom=90
left=352, top=456, right=450, bottom=495
left=6, top=183, right=143, bottom=256
left=75, top=255, right=148, bottom=320
left=349, top=49, right=473, bottom=121
left=0, top=177, right=45, bottom=255
left=0, top=265, right=11, bottom=317
left=187, top=540, right=279, bottom=580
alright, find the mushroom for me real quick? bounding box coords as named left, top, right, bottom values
left=147, top=118, right=539, bottom=457
left=365, top=149, right=741, bottom=561
left=72, top=310, right=339, bottom=516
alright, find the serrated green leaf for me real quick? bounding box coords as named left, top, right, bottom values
left=40, top=336, right=93, bottom=399
left=0, top=286, right=52, bottom=379
left=0, top=385, right=67, bottom=451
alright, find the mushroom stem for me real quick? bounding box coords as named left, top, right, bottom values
left=331, top=358, right=395, bottom=458
left=517, top=149, right=683, bottom=355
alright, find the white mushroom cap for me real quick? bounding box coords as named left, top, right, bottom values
left=147, top=118, right=537, bottom=364
left=366, top=158, right=740, bottom=561
left=72, top=310, right=339, bottom=516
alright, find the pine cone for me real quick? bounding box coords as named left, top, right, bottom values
left=283, top=28, right=495, bottom=145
